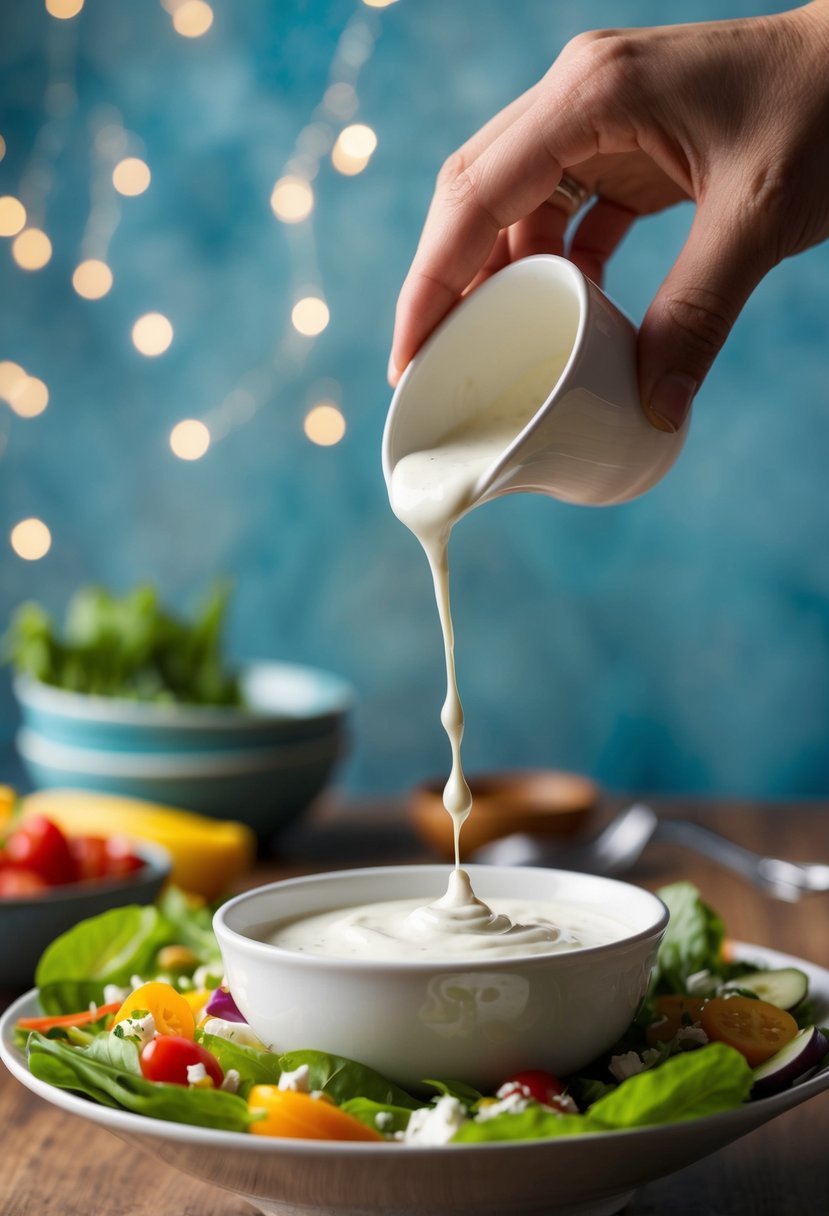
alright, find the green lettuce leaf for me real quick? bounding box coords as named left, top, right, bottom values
left=35, top=906, right=168, bottom=989
left=453, top=1108, right=589, bottom=1143
left=654, top=882, right=725, bottom=993
left=340, top=1097, right=413, bottom=1135
left=587, top=1043, right=753, bottom=1127
left=277, top=1050, right=420, bottom=1110
left=27, top=1032, right=253, bottom=1132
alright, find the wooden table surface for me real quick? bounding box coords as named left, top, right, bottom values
left=2, top=797, right=828, bottom=1216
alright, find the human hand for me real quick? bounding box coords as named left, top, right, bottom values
left=389, top=3, right=829, bottom=432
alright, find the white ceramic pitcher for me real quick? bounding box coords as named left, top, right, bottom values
left=382, top=254, right=688, bottom=508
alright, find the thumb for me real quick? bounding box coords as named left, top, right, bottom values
left=638, top=196, right=770, bottom=432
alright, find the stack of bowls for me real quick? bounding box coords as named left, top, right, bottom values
left=13, top=661, right=352, bottom=839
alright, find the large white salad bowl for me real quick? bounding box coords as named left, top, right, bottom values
left=3, top=944, right=829, bottom=1216
left=214, top=864, right=668, bottom=1090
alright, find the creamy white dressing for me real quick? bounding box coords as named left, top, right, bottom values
left=265, top=869, right=628, bottom=961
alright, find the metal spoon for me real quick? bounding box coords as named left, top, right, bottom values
left=471, top=803, right=658, bottom=875
left=471, top=803, right=829, bottom=902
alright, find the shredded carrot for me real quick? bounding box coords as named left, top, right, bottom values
left=17, top=1001, right=122, bottom=1032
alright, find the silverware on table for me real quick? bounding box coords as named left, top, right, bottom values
left=470, top=802, right=829, bottom=902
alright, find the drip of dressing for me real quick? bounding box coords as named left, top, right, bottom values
left=384, top=355, right=571, bottom=949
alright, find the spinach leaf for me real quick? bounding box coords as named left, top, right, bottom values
left=277, top=1050, right=420, bottom=1110
left=653, top=882, right=725, bottom=993
left=84, top=1032, right=142, bottom=1074
left=197, top=1032, right=282, bottom=1091
left=587, top=1043, right=752, bottom=1128
left=340, top=1098, right=413, bottom=1135
left=35, top=905, right=167, bottom=988
left=27, top=1033, right=253, bottom=1132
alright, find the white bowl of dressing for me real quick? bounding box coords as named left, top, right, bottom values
left=214, top=864, right=668, bottom=1091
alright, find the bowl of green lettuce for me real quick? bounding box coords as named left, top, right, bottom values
left=5, top=586, right=352, bottom=833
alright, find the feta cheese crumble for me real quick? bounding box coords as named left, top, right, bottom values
left=186, top=1062, right=209, bottom=1087
left=277, top=1064, right=311, bottom=1093
left=103, top=984, right=131, bottom=1006
left=202, top=1017, right=266, bottom=1050
left=609, top=1051, right=646, bottom=1082
left=475, top=1090, right=530, bottom=1121
left=112, top=1012, right=156, bottom=1049
left=402, top=1096, right=466, bottom=1145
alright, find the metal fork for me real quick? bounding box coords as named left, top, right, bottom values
left=471, top=803, right=829, bottom=903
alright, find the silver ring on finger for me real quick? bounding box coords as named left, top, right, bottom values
left=550, top=174, right=592, bottom=215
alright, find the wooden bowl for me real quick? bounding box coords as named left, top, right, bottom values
left=408, top=769, right=599, bottom=861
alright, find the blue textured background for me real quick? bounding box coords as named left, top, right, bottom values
left=2, top=0, right=828, bottom=799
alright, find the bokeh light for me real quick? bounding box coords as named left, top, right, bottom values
left=72, top=259, right=113, bottom=300
left=112, top=157, right=151, bottom=197
left=132, top=312, right=174, bottom=357
left=331, top=124, right=377, bottom=176
left=0, top=361, right=27, bottom=402
left=173, top=1, right=214, bottom=38
left=291, top=296, right=330, bottom=337
left=170, top=419, right=210, bottom=460
left=270, top=176, right=314, bottom=223
left=304, top=403, right=346, bottom=446
left=7, top=376, right=49, bottom=418
left=45, top=0, right=85, bottom=18
left=0, top=197, right=27, bottom=238
left=0, top=136, right=6, bottom=161
left=10, top=518, right=51, bottom=561
left=11, top=228, right=52, bottom=271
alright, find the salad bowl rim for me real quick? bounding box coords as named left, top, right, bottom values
left=13, top=661, right=354, bottom=727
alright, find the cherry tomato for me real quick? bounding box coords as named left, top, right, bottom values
left=113, top=982, right=196, bottom=1039
left=103, top=836, right=144, bottom=877
left=646, top=995, right=706, bottom=1047
left=0, top=868, right=50, bottom=898
left=500, top=1069, right=567, bottom=1106
left=5, top=816, right=77, bottom=885
left=700, top=996, right=798, bottom=1067
left=70, top=835, right=110, bottom=882
left=248, top=1086, right=383, bottom=1141
left=140, top=1035, right=223, bottom=1088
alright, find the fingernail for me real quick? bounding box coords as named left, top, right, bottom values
left=387, top=353, right=400, bottom=387
left=647, top=372, right=696, bottom=433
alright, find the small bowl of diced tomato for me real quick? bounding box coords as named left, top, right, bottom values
left=0, top=793, right=171, bottom=989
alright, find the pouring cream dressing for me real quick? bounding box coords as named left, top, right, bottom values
left=261, top=355, right=618, bottom=963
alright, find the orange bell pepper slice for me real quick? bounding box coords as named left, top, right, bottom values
left=248, top=1086, right=383, bottom=1142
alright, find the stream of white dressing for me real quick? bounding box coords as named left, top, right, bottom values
left=389, top=355, right=569, bottom=868
left=263, top=354, right=614, bottom=962
left=382, top=354, right=577, bottom=955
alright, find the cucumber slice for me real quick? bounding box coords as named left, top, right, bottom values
left=727, top=967, right=808, bottom=1011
